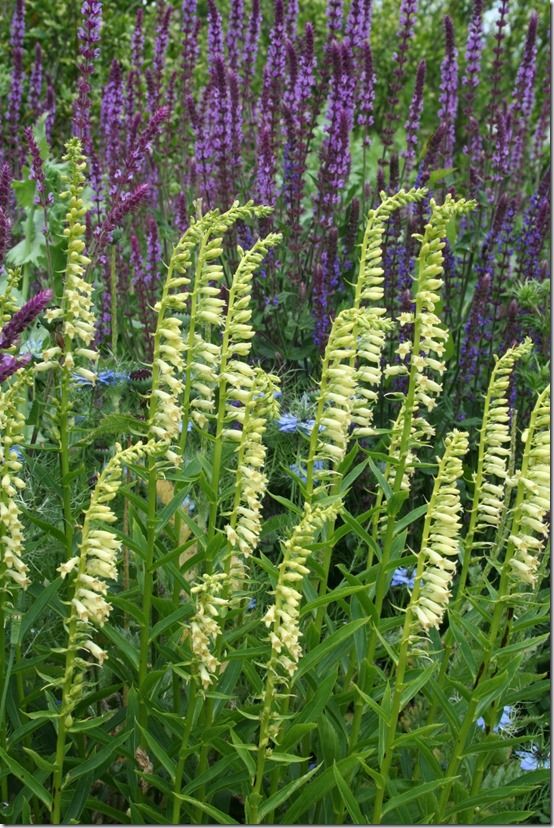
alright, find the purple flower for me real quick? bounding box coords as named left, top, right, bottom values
left=7, top=0, right=25, bottom=166
left=346, top=0, right=372, bottom=49
left=226, top=0, right=244, bottom=68
left=462, top=0, right=483, bottom=94
left=326, top=0, right=343, bottom=39
left=382, top=0, right=418, bottom=148
left=0, top=290, right=53, bottom=350
left=357, top=42, right=375, bottom=143
left=101, top=60, right=124, bottom=183
left=29, top=42, right=44, bottom=119
left=24, top=128, right=51, bottom=208
left=242, top=0, right=261, bottom=83
left=403, top=59, right=426, bottom=169
left=438, top=16, right=458, bottom=167
left=73, top=0, right=103, bottom=151
left=208, top=0, right=225, bottom=64
left=0, top=353, right=31, bottom=383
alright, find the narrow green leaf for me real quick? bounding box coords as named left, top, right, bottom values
left=0, top=746, right=52, bottom=809
left=293, top=618, right=369, bottom=683
left=333, top=760, right=365, bottom=823
left=174, top=794, right=238, bottom=824
left=64, top=729, right=130, bottom=783
left=259, top=763, right=321, bottom=820
left=382, top=777, right=457, bottom=816
left=137, top=723, right=176, bottom=777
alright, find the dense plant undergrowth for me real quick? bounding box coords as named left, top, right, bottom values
left=0, top=0, right=550, bottom=825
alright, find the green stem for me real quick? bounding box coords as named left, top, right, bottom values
left=59, top=368, right=73, bottom=560
left=110, top=245, right=118, bottom=356
left=51, top=613, right=80, bottom=824
left=171, top=689, right=200, bottom=824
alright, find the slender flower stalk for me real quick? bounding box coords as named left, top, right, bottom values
left=51, top=439, right=156, bottom=824
left=372, top=430, right=468, bottom=824
left=39, top=140, right=98, bottom=562
left=246, top=501, right=340, bottom=824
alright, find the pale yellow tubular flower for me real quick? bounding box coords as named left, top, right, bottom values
left=59, top=440, right=159, bottom=660
left=412, top=430, right=468, bottom=633
left=188, top=202, right=273, bottom=429
left=507, top=385, right=550, bottom=587
left=225, top=369, right=280, bottom=587
left=36, top=139, right=97, bottom=381
left=308, top=308, right=360, bottom=486
left=355, top=188, right=428, bottom=313
left=384, top=194, right=475, bottom=492
left=189, top=572, right=229, bottom=690
left=263, top=501, right=341, bottom=678
left=0, top=371, right=33, bottom=596
left=351, top=313, right=393, bottom=437
left=475, top=339, right=533, bottom=534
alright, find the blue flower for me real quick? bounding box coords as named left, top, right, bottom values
left=299, top=418, right=316, bottom=433
left=247, top=597, right=257, bottom=611
left=277, top=413, right=300, bottom=433
left=476, top=705, right=512, bottom=733
left=182, top=495, right=195, bottom=512
left=9, top=445, right=24, bottom=462
left=289, top=459, right=326, bottom=484
left=515, top=746, right=550, bottom=771
left=72, top=370, right=129, bottom=387
left=390, top=567, right=416, bottom=589
left=97, top=370, right=129, bottom=386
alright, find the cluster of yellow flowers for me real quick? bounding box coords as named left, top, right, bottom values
left=385, top=195, right=475, bottom=491
left=475, top=338, right=532, bottom=534
left=508, top=385, right=550, bottom=586
left=41, top=139, right=98, bottom=380
left=225, top=369, right=280, bottom=576
left=0, top=372, right=32, bottom=595
left=263, top=502, right=340, bottom=677
left=190, top=571, right=228, bottom=689
left=413, top=429, right=468, bottom=632
left=59, top=440, right=158, bottom=664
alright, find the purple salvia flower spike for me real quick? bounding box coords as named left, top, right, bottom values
left=0, top=353, right=32, bottom=384
left=438, top=15, right=458, bottom=168
left=509, top=11, right=539, bottom=174
left=73, top=0, right=102, bottom=152
left=346, top=0, right=372, bottom=48
left=226, top=0, right=244, bottom=68
left=29, top=43, right=44, bottom=119
left=286, top=0, right=299, bottom=39
left=0, top=289, right=53, bottom=350
left=403, top=58, right=425, bottom=170
left=0, top=165, right=12, bottom=213
left=383, top=0, right=418, bottom=149
left=326, top=0, right=343, bottom=39
left=45, top=75, right=56, bottom=142
left=0, top=209, right=11, bottom=267
left=462, top=0, right=483, bottom=95
left=242, top=0, right=261, bottom=83
left=24, top=128, right=50, bottom=209
left=7, top=0, right=25, bottom=169
left=208, top=0, right=225, bottom=63
left=357, top=41, right=375, bottom=145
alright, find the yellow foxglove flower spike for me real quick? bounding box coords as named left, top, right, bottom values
left=189, top=572, right=229, bottom=690
left=0, top=371, right=33, bottom=598
left=224, top=368, right=280, bottom=588
left=411, top=429, right=469, bottom=633
left=354, top=188, right=428, bottom=312
left=507, top=385, right=550, bottom=587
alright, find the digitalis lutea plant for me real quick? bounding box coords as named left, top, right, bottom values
left=51, top=439, right=158, bottom=825
left=246, top=501, right=341, bottom=825
left=455, top=337, right=533, bottom=602
left=435, top=385, right=550, bottom=823
left=351, top=188, right=427, bottom=438
left=506, top=383, right=550, bottom=587
left=349, top=193, right=475, bottom=760
left=0, top=369, right=33, bottom=790
left=372, top=429, right=468, bottom=825
left=37, top=138, right=98, bottom=560
left=383, top=194, right=476, bottom=496
left=224, top=367, right=281, bottom=591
